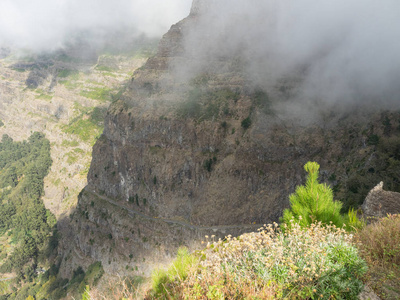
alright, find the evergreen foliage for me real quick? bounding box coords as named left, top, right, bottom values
left=0, top=133, right=54, bottom=281
left=282, top=162, right=345, bottom=228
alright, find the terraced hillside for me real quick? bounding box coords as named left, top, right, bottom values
left=0, top=45, right=153, bottom=217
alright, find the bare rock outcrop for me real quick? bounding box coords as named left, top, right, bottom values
left=359, top=285, right=380, bottom=300
left=361, top=182, right=400, bottom=218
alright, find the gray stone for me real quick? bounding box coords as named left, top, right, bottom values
left=361, top=182, right=400, bottom=219
left=190, top=0, right=213, bottom=15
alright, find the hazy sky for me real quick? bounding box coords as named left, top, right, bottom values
left=0, top=0, right=192, bottom=51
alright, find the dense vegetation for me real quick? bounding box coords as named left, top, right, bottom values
left=0, top=133, right=105, bottom=300
left=0, top=260, right=104, bottom=300
left=0, top=133, right=54, bottom=282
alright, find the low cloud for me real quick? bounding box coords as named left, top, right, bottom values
left=0, top=0, right=192, bottom=52
left=180, top=0, right=400, bottom=109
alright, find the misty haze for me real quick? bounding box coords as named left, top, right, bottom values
left=0, top=0, right=399, bottom=299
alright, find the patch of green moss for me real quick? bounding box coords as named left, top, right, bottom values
left=80, top=87, right=112, bottom=102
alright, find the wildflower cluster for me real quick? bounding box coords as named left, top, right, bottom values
left=159, top=221, right=367, bottom=299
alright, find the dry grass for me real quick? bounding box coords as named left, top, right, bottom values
left=355, top=214, right=400, bottom=299
left=356, top=214, right=400, bottom=266
left=86, top=275, right=148, bottom=300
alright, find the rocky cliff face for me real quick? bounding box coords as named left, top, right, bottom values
left=63, top=1, right=400, bottom=279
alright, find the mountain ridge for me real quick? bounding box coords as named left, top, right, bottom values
left=61, top=2, right=400, bottom=283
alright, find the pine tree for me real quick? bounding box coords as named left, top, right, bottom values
left=281, top=162, right=345, bottom=228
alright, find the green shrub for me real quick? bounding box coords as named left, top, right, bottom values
left=241, top=116, right=252, bottom=129
left=347, top=208, right=365, bottom=230
left=282, top=162, right=346, bottom=228
left=367, top=134, right=379, bottom=145
left=150, top=247, right=199, bottom=298
left=203, top=158, right=214, bottom=172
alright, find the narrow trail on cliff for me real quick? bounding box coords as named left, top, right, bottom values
left=84, top=188, right=265, bottom=232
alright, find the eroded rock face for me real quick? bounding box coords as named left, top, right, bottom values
left=362, top=182, right=400, bottom=218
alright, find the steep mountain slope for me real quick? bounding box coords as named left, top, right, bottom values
left=63, top=2, right=400, bottom=283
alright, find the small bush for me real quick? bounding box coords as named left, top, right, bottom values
left=347, top=208, right=365, bottom=230
left=203, top=158, right=214, bottom=172
left=241, top=116, right=252, bottom=129
left=367, top=134, right=380, bottom=145
left=150, top=247, right=199, bottom=299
